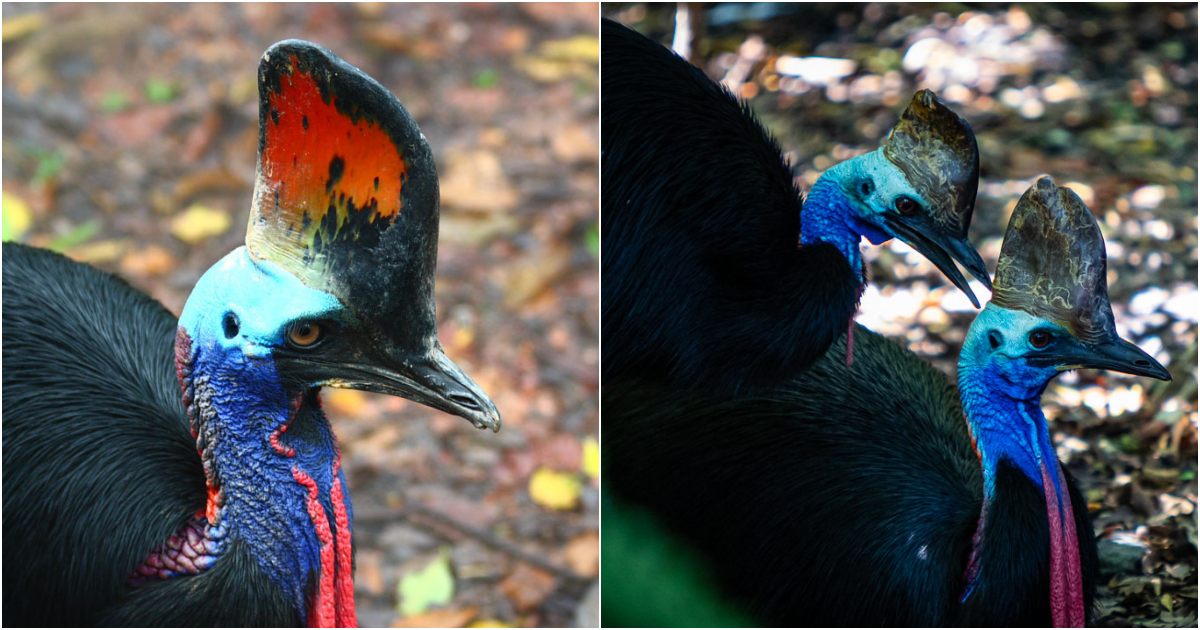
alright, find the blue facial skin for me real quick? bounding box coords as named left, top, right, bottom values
left=799, top=147, right=929, bottom=279
left=956, top=305, right=1068, bottom=509
left=178, top=246, right=356, bottom=621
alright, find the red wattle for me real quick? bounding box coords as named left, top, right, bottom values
left=1039, top=461, right=1085, bottom=627
left=294, top=466, right=337, bottom=628
left=330, top=451, right=356, bottom=627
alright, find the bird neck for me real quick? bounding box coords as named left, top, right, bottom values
left=957, top=364, right=1086, bottom=627
left=175, top=327, right=356, bottom=628
left=800, top=158, right=889, bottom=283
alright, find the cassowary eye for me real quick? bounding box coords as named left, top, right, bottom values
left=1028, top=331, right=1052, bottom=349
left=287, top=322, right=324, bottom=348
left=895, top=196, right=919, bottom=216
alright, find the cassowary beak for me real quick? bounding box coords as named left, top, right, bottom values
left=331, top=347, right=502, bottom=431
left=1025, top=335, right=1171, bottom=381
left=883, top=212, right=992, bottom=308
left=275, top=338, right=502, bottom=432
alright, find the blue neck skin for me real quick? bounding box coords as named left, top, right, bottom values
left=955, top=305, right=1072, bottom=603
left=799, top=151, right=895, bottom=281
left=178, top=247, right=353, bottom=622
left=956, top=306, right=1065, bottom=503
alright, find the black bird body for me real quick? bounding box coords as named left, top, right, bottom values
left=601, top=19, right=858, bottom=391
left=601, top=19, right=988, bottom=394
left=2, top=243, right=298, bottom=625
left=602, top=177, right=1170, bottom=627
left=2, top=40, right=500, bottom=627
left=605, top=325, right=1097, bottom=626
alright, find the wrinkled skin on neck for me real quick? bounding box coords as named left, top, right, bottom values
left=800, top=148, right=924, bottom=280
left=957, top=305, right=1085, bottom=627
left=175, top=248, right=356, bottom=626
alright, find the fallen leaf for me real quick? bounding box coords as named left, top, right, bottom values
left=581, top=436, right=599, bottom=480
left=564, top=531, right=599, bottom=577
left=499, top=563, right=557, bottom=611
left=438, top=150, right=519, bottom=213
left=501, top=245, right=571, bottom=308
left=392, top=606, right=477, bottom=628
left=2, top=12, right=45, bottom=43
left=539, top=35, right=600, bottom=63
left=513, top=55, right=593, bottom=84
left=397, top=547, right=455, bottom=617
left=65, top=239, right=126, bottom=265
left=2, top=191, right=33, bottom=241
left=120, top=244, right=177, bottom=277
left=170, top=204, right=231, bottom=244
left=171, top=169, right=247, bottom=211
left=529, top=468, right=581, bottom=511
left=551, top=124, right=598, bottom=164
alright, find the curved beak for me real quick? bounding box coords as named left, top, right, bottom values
left=339, top=347, right=502, bottom=431
left=284, top=341, right=502, bottom=432
left=1026, top=336, right=1171, bottom=381
left=883, top=213, right=992, bottom=308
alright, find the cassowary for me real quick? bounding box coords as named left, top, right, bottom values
left=602, top=177, right=1170, bottom=626
left=2, top=40, right=500, bottom=626
left=601, top=19, right=990, bottom=393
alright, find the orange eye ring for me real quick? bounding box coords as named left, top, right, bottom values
left=287, top=322, right=323, bottom=347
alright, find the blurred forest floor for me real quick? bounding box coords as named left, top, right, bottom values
left=610, top=2, right=1196, bottom=627
left=2, top=3, right=598, bottom=627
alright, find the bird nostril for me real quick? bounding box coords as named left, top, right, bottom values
left=448, top=393, right=481, bottom=410
left=222, top=313, right=240, bottom=339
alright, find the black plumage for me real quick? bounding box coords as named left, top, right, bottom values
left=1, top=243, right=282, bottom=625
left=603, top=177, right=1170, bottom=627
left=602, top=19, right=859, bottom=392
left=601, top=20, right=988, bottom=395
left=603, top=325, right=1098, bottom=626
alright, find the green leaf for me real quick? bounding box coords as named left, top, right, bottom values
left=145, top=79, right=177, bottom=104
left=32, top=149, right=65, bottom=185
left=472, top=69, right=500, bottom=89
left=397, top=547, right=455, bottom=617
left=585, top=223, right=599, bottom=258
left=101, top=91, right=129, bottom=113
left=46, top=219, right=100, bottom=252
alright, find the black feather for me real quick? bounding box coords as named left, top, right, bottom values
left=604, top=325, right=1097, bottom=625
left=601, top=19, right=860, bottom=394
left=1, top=243, right=308, bottom=626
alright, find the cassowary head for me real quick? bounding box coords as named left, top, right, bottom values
left=964, top=175, right=1170, bottom=387
left=179, top=40, right=500, bottom=431
left=814, top=89, right=991, bottom=306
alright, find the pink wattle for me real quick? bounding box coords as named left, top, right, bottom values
left=1039, top=461, right=1085, bottom=627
